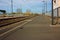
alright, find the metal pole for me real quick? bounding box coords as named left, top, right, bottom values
left=52, top=0, right=54, bottom=25
left=42, top=0, right=45, bottom=16
left=44, top=1, right=45, bottom=15
left=46, top=0, right=47, bottom=13
left=11, top=0, right=13, bottom=13
left=57, top=8, right=59, bottom=24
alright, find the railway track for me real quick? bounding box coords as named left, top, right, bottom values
left=0, top=16, right=34, bottom=27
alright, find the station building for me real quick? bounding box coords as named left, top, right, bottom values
left=53, top=0, right=60, bottom=17
left=53, top=0, right=60, bottom=23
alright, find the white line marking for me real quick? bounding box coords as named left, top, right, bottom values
left=0, top=16, right=37, bottom=40
left=50, top=25, right=60, bottom=27
left=0, top=19, right=33, bottom=37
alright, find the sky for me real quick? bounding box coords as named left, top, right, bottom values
left=0, top=0, right=52, bottom=13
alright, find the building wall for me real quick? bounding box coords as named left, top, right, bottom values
left=53, top=0, right=60, bottom=17
left=53, top=0, right=60, bottom=23
left=58, top=7, right=60, bottom=16
left=53, top=0, right=60, bottom=9
left=53, top=8, right=57, bottom=17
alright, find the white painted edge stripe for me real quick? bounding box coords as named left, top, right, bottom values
left=0, top=19, right=33, bottom=37
left=50, top=25, right=60, bottom=27
left=0, top=16, right=37, bottom=40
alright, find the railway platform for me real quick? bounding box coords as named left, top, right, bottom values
left=0, top=16, right=60, bottom=40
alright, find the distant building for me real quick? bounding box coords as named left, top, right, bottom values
left=24, top=9, right=31, bottom=16
left=17, top=8, right=22, bottom=14
left=16, top=8, right=24, bottom=17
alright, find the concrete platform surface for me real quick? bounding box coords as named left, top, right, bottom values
left=2, top=16, right=60, bottom=40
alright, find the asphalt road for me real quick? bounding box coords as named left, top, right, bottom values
left=3, top=16, right=60, bottom=40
